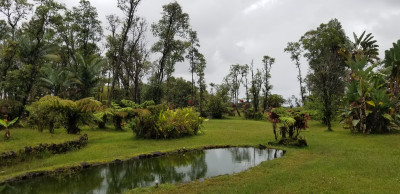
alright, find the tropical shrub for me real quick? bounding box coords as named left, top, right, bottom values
left=130, top=107, right=204, bottom=139
left=340, top=56, right=397, bottom=134
left=27, top=96, right=102, bottom=134
left=0, top=117, right=19, bottom=140
left=267, top=107, right=310, bottom=147
left=207, top=96, right=227, bottom=118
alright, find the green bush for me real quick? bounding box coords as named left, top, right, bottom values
left=207, top=96, right=227, bottom=118
left=130, top=107, right=203, bottom=139
left=244, top=109, right=264, bottom=120
left=27, top=96, right=102, bottom=134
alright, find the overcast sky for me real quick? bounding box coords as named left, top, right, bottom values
left=58, top=0, right=400, bottom=99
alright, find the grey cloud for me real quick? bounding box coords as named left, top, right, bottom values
left=56, top=0, right=400, bottom=99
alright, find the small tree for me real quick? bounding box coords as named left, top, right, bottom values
left=284, top=42, right=306, bottom=104
left=262, top=55, right=275, bottom=112
left=0, top=117, right=18, bottom=139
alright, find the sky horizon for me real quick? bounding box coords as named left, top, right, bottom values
left=56, top=0, right=400, bottom=99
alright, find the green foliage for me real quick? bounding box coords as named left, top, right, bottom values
left=267, top=107, right=310, bottom=145
left=151, top=1, right=190, bottom=104
left=284, top=41, right=306, bottom=103
left=131, top=107, right=203, bottom=139
left=340, top=54, right=396, bottom=134
left=164, top=77, right=192, bottom=108
left=0, top=117, right=18, bottom=129
left=301, top=19, right=349, bottom=131
left=261, top=55, right=275, bottom=111
left=384, top=39, right=400, bottom=102
left=206, top=95, right=227, bottom=119
left=120, top=99, right=141, bottom=109
left=27, top=96, right=101, bottom=134
left=140, top=100, right=155, bottom=108
left=266, top=94, right=285, bottom=108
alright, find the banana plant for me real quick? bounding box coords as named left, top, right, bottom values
left=342, top=54, right=396, bottom=133
left=0, top=117, right=19, bottom=140
left=384, top=40, right=400, bottom=96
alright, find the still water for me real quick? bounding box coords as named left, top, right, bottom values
left=0, top=147, right=284, bottom=194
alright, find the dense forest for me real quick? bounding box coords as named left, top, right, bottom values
left=0, top=0, right=400, bottom=136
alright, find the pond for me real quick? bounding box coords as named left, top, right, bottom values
left=0, top=147, right=284, bottom=194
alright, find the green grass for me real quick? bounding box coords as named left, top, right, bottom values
left=130, top=122, right=400, bottom=193
left=1, top=119, right=400, bottom=193
left=0, top=119, right=271, bottom=182
left=0, top=128, right=76, bottom=152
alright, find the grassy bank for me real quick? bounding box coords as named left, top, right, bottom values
left=130, top=122, right=400, bottom=193
left=0, top=119, right=272, bottom=182
left=1, top=119, right=400, bottom=193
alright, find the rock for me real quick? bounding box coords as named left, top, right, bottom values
left=114, top=159, right=122, bottom=163
left=80, top=162, right=90, bottom=168
left=151, top=151, right=162, bottom=157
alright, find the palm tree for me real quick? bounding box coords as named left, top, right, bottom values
left=40, top=64, right=70, bottom=97
left=71, top=54, right=105, bottom=99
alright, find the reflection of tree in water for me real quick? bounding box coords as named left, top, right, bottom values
left=268, top=149, right=276, bottom=160
left=187, top=151, right=207, bottom=180
left=104, top=150, right=207, bottom=193
left=228, top=147, right=252, bottom=163
left=2, top=150, right=211, bottom=193
left=2, top=167, right=104, bottom=194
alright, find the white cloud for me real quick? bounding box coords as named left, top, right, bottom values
left=243, top=0, right=276, bottom=14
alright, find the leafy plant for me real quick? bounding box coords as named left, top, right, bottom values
left=207, top=95, right=227, bottom=119
left=267, top=107, right=310, bottom=146
left=131, top=107, right=204, bottom=139
left=0, top=117, right=19, bottom=140
left=27, top=96, right=102, bottom=134
left=340, top=55, right=396, bottom=134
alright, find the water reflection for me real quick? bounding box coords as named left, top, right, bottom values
left=0, top=147, right=283, bottom=194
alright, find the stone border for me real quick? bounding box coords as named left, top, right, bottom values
left=0, top=144, right=285, bottom=184
left=0, top=134, right=88, bottom=167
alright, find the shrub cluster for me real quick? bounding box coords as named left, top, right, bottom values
left=206, top=96, right=227, bottom=118
left=27, top=96, right=102, bottom=134
left=130, top=107, right=204, bottom=139
left=0, top=134, right=88, bottom=166
left=267, top=107, right=310, bottom=147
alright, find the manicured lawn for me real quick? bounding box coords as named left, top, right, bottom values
left=1, top=119, right=400, bottom=193
left=0, top=128, right=75, bottom=153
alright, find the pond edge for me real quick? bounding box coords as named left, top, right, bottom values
left=0, top=144, right=286, bottom=184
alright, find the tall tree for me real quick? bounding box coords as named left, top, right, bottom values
left=300, top=18, right=349, bottom=131
left=226, top=64, right=244, bottom=116
left=0, top=0, right=32, bottom=40
left=14, top=0, right=64, bottom=117
left=151, top=1, right=189, bottom=104
left=107, top=0, right=142, bottom=104
left=0, top=0, right=32, bottom=98
left=284, top=42, right=305, bottom=103
left=250, top=60, right=262, bottom=113
left=186, top=29, right=200, bottom=103
left=195, top=53, right=206, bottom=116
left=261, top=55, right=275, bottom=112
left=70, top=0, right=103, bottom=59
left=241, top=64, right=250, bottom=103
